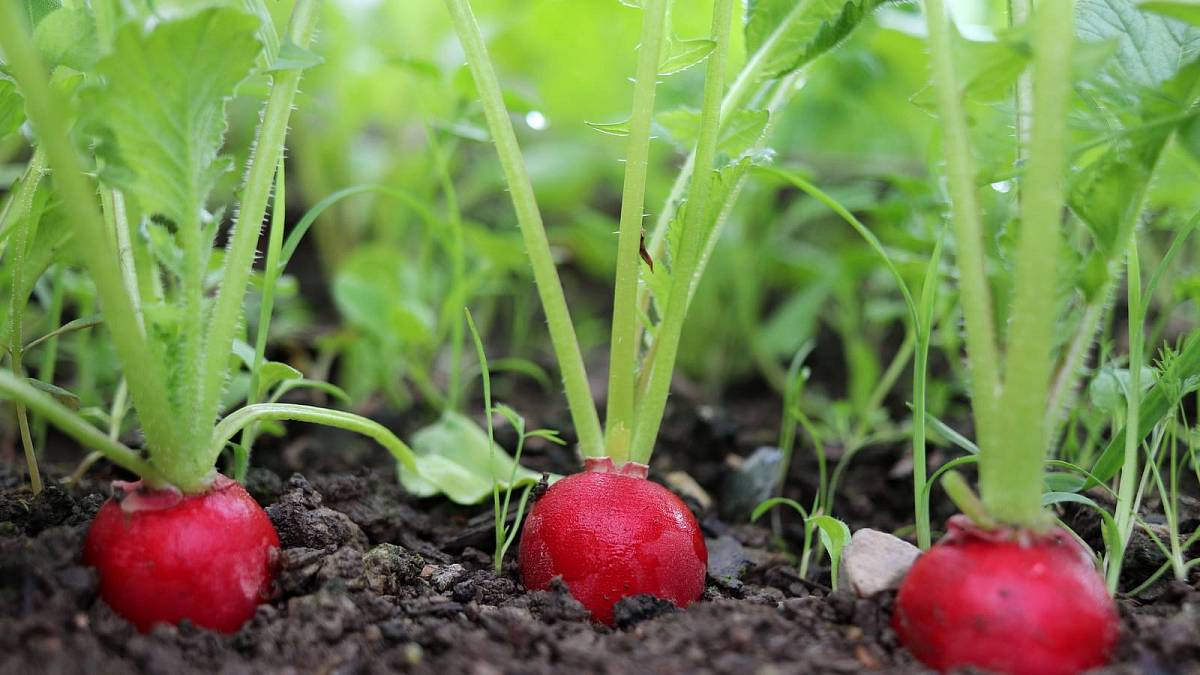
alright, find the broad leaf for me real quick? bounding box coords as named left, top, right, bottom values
left=33, top=7, right=98, bottom=71
left=657, top=108, right=770, bottom=158
left=659, top=37, right=715, bottom=76
left=1142, top=0, right=1200, bottom=25
left=1070, top=0, right=1200, bottom=253
left=22, top=0, right=60, bottom=28
left=0, top=75, right=24, bottom=139
left=745, top=0, right=890, bottom=79
left=396, top=412, right=549, bottom=504
left=81, top=8, right=262, bottom=227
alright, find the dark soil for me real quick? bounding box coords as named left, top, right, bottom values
left=1, top=400, right=1198, bottom=674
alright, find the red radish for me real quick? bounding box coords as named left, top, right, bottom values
left=83, top=474, right=280, bottom=633
left=519, top=457, right=707, bottom=624
left=893, top=516, right=1119, bottom=675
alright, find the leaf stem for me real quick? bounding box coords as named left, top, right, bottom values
left=604, top=0, right=670, bottom=465
left=199, top=0, right=320, bottom=465
left=923, top=0, right=1003, bottom=509
left=0, top=370, right=166, bottom=485
left=4, top=149, right=46, bottom=494
left=989, top=0, right=1074, bottom=529
left=210, top=403, right=417, bottom=471
left=1108, top=240, right=1141, bottom=592
left=630, top=0, right=734, bottom=463
left=237, top=160, right=288, bottom=475
left=443, top=0, right=603, bottom=457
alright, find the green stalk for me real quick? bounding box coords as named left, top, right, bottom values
left=0, top=370, right=165, bottom=484
left=989, top=0, right=1074, bottom=529
left=236, top=161, right=287, bottom=478
left=1107, top=241, right=1142, bottom=592
left=209, top=403, right=417, bottom=471
left=198, top=0, right=320, bottom=468
left=0, top=13, right=185, bottom=477
left=643, top=0, right=808, bottom=262
left=443, top=0, right=603, bottom=457
left=3, top=149, right=46, bottom=493
left=913, top=232, right=945, bottom=550
left=629, top=0, right=734, bottom=463
left=604, top=0, right=670, bottom=465
left=923, top=0, right=1002, bottom=498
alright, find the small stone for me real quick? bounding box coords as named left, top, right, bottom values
left=843, top=528, right=921, bottom=598
left=706, top=535, right=753, bottom=582
left=720, top=447, right=784, bottom=521
left=429, top=563, right=466, bottom=592
left=362, top=543, right=425, bottom=595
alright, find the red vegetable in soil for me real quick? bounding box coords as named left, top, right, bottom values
left=519, top=457, right=707, bottom=624
left=83, top=474, right=280, bottom=633
left=893, top=515, right=1119, bottom=675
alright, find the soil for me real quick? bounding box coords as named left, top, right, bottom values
left=1, top=398, right=1198, bottom=675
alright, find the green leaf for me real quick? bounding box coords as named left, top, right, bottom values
left=1043, top=492, right=1119, bottom=556
left=745, top=0, right=890, bottom=79
left=26, top=377, right=79, bottom=410
left=586, top=117, right=632, bottom=136
left=1078, top=0, right=1200, bottom=88
left=1142, top=0, right=1200, bottom=25
left=268, top=41, right=324, bottom=71
left=22, top=0, right=60, bottom=29
left=0, top=75, right=25, bottom=138
left=809, top=515, right=852, bottom=592
left=33, top=7, right=98, bottom=71
left=396, top=411, right=550, bottom=504
left=80, top=8, right=262, bottom=227
left=659, top=37, right=715, bottom=76
left=1070, top=0, right=1200, bottom=252
left=256, top=361, right=302, bottom=400
left=332, top=250, right=436, bottom=349
left=657, top=108, right=769, bottom=157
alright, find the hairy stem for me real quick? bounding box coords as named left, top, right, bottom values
left=989, top=0, right=1074, bottom=528
left=923, top=0, right=1003, bottom=498
left=605, top=0, right=670, bottom=464
left=630, top=0, right=734, bottom=463
left=199, top=0, right=321, bottom=469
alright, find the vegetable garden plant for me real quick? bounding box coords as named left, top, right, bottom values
left=2, top=0, right=1200, bottom=671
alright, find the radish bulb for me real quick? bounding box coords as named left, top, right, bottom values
left=519, top=457, right=707, bottom=624
left=893, top=516, right=1119, bottom=675
left=84, top=474, right=280, bottom=633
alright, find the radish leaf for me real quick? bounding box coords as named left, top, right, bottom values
left=80, top=7, right=262, bottom=228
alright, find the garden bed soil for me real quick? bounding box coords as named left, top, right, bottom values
left=1, top=400, right=1198, bottom=674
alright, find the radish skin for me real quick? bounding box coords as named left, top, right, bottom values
left=893, top=516, right=1118, bottom=675
left=519, top=458, right=707, bottom=624
left=83, top=475, right=280, bottom=633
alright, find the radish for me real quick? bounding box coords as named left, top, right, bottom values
left=84, top=475, right=280, bottom=633
left=896, top=1, right=1124, bottom=672
left=0, top=2, right=427, bottom=635
left=893, top=516, right=1118, bottom=675
left=519, top=458, right=707, bottom=624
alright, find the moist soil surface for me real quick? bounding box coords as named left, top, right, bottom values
left=1, top=399, right=1198, bottom=675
